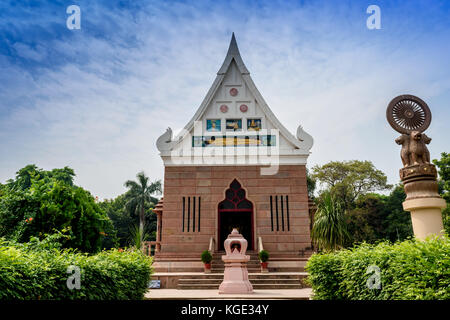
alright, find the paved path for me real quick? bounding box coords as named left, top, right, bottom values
left=145, top=288, right=313, bottom=300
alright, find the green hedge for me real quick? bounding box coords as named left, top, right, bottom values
left=0, top=237, right=153, bottom=300
left=306, top=236, right=450, bottom=300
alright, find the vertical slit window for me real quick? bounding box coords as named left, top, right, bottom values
left=270, top=196, right=274, bottom=231
left=187, top=197, right=191, bottom=232
left=275, top=195, right=279, bottom=231
left=281, top=195, right=285, bottom=231
left=182, top=197, right=185, bottom=232
left=198, top=197, right=201, bottom=232
left=286, top=195, right=290, bottom=231
left=192, top=197, right=196, bottom=232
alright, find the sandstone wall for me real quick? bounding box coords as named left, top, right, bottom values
left=159, top=165, right=310, bottom=255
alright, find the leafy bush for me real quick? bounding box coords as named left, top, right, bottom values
left=305, top=250, right=346, bottom=300
left=0, top=235, right=153, bottom=300
left=258, top=250, right=269, bottom=262
left=306, top=236, right=450, bottom=300
left=201, top=250, right=212, bottom=264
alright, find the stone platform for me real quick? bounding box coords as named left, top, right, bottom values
left=153, top=250, right=312, bottom=273
left=145, top=288, right=313, bottom=300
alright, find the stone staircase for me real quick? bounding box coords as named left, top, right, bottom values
left=177, top=251, right=308, bottom=290
left=177, top=272, right=308, bottom=290
left=211, top=250, right=260, bottom=273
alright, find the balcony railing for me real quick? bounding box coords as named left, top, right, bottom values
left=142, top=241, right=160, bottom=256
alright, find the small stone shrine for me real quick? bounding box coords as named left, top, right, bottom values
left=219, top=228, right=253, bottom=294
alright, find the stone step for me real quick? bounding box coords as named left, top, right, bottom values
left=212, top=261, right=260, bottom=264
left=211, top=259, right=259, bottom=263
left=211, top=269, right=261, bottom=273
left=168, top=273, right=307, bottom=280
left=213, top=263, right=260, bottom=266
left=212, top=262, right=259, bottom=264
left=212, top=256, right=259, bottom=259
left=178, top=283, right=304, bottom=290
left=183, top=274, right=307, bottom=279
left=178, top=279, right=303, bottom=285
left=211, top=269, right=260, bottom=272
left=176, top=272, right=309, bottom=290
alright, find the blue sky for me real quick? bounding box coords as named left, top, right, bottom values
left=1, top=0, right=449, bottom=198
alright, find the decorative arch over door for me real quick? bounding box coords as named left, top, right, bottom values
left=218, top=179, right=254, bottom=250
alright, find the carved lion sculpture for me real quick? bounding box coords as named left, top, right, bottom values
left=395, top=131, right=431, bottom=167
left=409, top=131, right=431, bottom=165
left=395, top=134, right=410, bottom=167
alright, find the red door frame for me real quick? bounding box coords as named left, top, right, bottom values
left=217, top=179, right=254, bottom=251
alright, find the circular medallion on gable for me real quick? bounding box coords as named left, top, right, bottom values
left=220, top=104, right=229, bottom=113
left=229, top=88, right=238, bottom=96
left=239, top=104, right=248, bottom=113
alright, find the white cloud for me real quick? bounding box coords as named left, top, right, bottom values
left=0, top=1, right=449, bottom=198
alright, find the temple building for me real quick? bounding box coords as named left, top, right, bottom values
left=153, top=34, right=314, bottom=273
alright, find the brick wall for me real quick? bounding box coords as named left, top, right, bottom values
left=159, top=165, right=310, bottom=255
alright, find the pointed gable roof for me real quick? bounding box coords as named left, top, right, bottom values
left=157, top=33, right=313, bottom=163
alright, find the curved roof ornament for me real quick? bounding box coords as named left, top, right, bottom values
left=296, top=125, right=314, bottom=151
left=156, top=127, right=176, bottom=152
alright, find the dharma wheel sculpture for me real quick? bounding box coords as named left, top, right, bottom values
left=387, top=95, right=431, bottom=134
left=387, top=94, right=445, bottom=239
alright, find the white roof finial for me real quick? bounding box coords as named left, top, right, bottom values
left=218, top=33, right=249, bottom=75
left=228, top=32, right=239, bottom=55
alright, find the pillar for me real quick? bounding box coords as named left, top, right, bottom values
left=401, top=164, right=445, bottom=240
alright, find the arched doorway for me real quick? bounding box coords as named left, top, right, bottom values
left=218, top=179, right=253, bottom=250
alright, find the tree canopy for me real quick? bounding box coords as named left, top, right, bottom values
left=311, top=160, right=391, bottom=208
left=433, top=152, right=450, bottom=234
left=0, top=165, right=109, bottom=252
left=124, top=172, right=161, bottom=234
left=345, top=185, right=413, bottom=244
left=98, top=192, right=159, bottom=248
left=311, top=160, right=413, bottom=249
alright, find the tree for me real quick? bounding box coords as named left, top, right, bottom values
left=98, top=194, right=131, bottom=248
left=306, top=167, right=317, bottom=199
left=311, top=191, right=350, bottom=251
left=124, top=172, right=161, bottom=239
left=433, top=152, right=450, bottom=234
left=345, top=186, right=413, bottom=244
left=311, top=160, right=391, bottom=209
left=0, top=165, right=110, bottom=252
left=7, top=165, right=75, bottom=190
left=345, top=194, right=384, bottom=244
left=382, top=185, right=413, bottom=241
left=98, top=193, right=157, bottom=248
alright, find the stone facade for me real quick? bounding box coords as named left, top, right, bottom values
left=153, top=165, right=311, bottom=272
left=160, top=165, right=309, bottom=252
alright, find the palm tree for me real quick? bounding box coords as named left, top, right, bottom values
left=124, top=171, right=161, bottom=240
left=311, top=191, right=350, bottom=251
left=129, top=222, right=150, bottom=251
